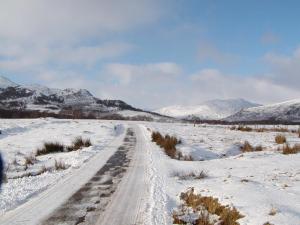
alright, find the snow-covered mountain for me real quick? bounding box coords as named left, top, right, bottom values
left=0, top=76, right=168, bottom=121
left=225, top=99, right=300, bottom=123
left=155, top=99, right=259, bottom=120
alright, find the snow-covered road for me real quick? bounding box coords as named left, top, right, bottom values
left=96, top=124, right=149, bottom=225
left=0, top=125, right=126, bottom=225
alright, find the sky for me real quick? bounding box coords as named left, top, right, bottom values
left=0, top=0, right=300, bottom=109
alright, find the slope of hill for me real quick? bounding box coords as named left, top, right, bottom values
left=155, top=99, right=259, bottom=120
left=0, top=76, right=168, bottom=121
left=225, top=99, right=300, bottom=123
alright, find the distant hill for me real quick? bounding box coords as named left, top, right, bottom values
left=155, top=99, right=260, bottom=120
left=225, top=99, right=300, bottom=123
left=0, top=76, right=170, bottom=121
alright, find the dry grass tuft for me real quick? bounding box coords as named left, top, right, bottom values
left=152, top=131, right=189, bottom=160
left=275, top=134, right=286, bottom=144
left=173, top=188, right=244, bottom=225
left=268, top=207, right=277, bottom=216
left=37, top=142, right=65, bottom=156
left=68, top=137, right=92, bottom=151
left=175, top=171, right=208, bottom=180
left=230, top=126, right=296, bottom=134
left=37, top=137, right=92, bottom=156
left=54, top=159, right=67, bottom=170
left=280, top=144, right=300, bottom=155
left=240, top=141, right=263, bottom=153
left=24, top=154, right=36, bottom=166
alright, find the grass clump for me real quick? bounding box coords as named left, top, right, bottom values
left=280, top=144, right=300, bottom=155
left=68, top=137, right=92, bottom=151
left=275, top=134, right=286, bottom=144
left=37, top=137, right=92, bottom=156
left=37, top=142, right=65, bottom=156
left=175, top=171, right=208, bottom=180
left=54, top=159, right=67, bottom=170
left=24, top=154, right=36, bottom=165
left=152, top=131, right=184, bottom=159
left=240, top=141, right=263, bottom=152
left=173, top=188, right=244, bottom=225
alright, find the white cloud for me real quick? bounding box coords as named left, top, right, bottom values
left=264, top=47, right=300, bottom=90
left=189, top=69, right=300, bottom=105
left=0, top=0, right=165, bottom=43
left=105, top=63, right=181, bottom=85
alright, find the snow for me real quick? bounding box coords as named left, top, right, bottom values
left=0, top=119, right=299, bottom=225
left=141, top=122, right=300, bottom=225
left=155, top=98, right=259, bottom=120
left=226, top=98, right=300, bottom=122
left=0, top=118, right=124, bottom=214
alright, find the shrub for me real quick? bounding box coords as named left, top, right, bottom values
left=275, top=135, right=286, bottom=144
left=37, top=142, right=65, bottom=156
left=281, top=144, right=300, bottom=155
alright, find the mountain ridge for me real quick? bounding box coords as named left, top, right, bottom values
left=155, top=98, right=260, bottom=120
left=0, top=76, right=169, bottom=121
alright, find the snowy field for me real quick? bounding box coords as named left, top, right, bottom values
left=0, top=119, right=300, bottom=225
left=143, top=122, right=300, bottom=225
left=0, top=118, right=124, bottom=213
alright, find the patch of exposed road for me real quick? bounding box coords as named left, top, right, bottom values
left=42, top=128, right=136, bottom=225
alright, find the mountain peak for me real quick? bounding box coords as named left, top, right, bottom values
left=0, top=76, right=18, bottom=88
left=155, top=98, right=259, bottom=120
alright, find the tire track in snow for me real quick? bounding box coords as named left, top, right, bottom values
left=42, top=128, right=136, bottom=225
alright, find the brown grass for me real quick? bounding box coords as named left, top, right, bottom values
left=24, top=154, right=36, bottom=166
left=175, top=171, right=208, bottom=180
left=280, top=144, right=300, bottom=155
left=240, top=141, right=263, bottom=152
left=173, top=188, right=244, bottom=225
left=275, top=134, right=286, bottom=144
left=68, top=137, right=92, bottom=151
left=36, top=142, right=65, bottom=156
left=152, top=131, right=187, bottom=160
left=54, top=159, right=67, bottom=170
left=230, top=126, right=296, bottom=133
left=37, top=137, right=92, bottom=156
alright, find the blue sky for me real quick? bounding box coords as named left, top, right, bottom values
left=0, top=0, right=300, bottom=109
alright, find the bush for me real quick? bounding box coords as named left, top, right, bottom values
left=275, top=135, right=286, bottom=144
left=37, top=142, right=65, bottom=156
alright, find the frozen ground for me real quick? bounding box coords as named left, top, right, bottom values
left=0, top=118, right=124, bottom=214
left=144, top=122, right=300, bottom=225
left=0, top=119, right=299, bottom=225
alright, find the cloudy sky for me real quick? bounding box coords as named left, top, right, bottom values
left=0, top=0, right=300, bottom=109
